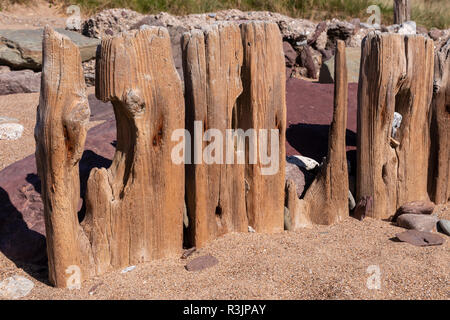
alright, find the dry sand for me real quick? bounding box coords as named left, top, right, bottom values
left=0, top=211, right=449, bottom=300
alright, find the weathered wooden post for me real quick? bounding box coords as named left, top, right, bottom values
left=182, top=24, right=248, bottom=248
left=357, top=33, right=434, bottom=219
left=84, top=27, right=185, bottom=274
left=287, top=40, right=349, bottom=227
left=239, top=22, right=286, bottom=233
left=430, top=41, right=449, bottom=204
left=35, top=26, right=94, bottom=287
left=394, top=0, right=411, bottom=25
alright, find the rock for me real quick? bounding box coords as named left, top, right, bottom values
left=287, top=155, right=319, bottom=171
left=185, top=254, right=218, bottom=272
left=121, top=266, right=136, bottom=273
left=0, top=29, right=100, bottom=71
left=82, top=8, right=144, bottom=39
left=416, top=26, right=428, bottom=35
left=82, top=60, right=95, bottom=87
left=391, top=112, right=402, bottom=138
left=283, top=41, right=298, bottom=67
left=295, top=45, right=317, bottom=79
left=397, top=214, right=438, bottom=232
left=183, top=201, right=189, bottom=228
left=285, top=162, right=306, bottom=198
left=181, top=247, right=196, bottom=259
left=248, top=226, right=255, bottom=233
left=437, top=220, right=450, bottom=236
left=0, top=275, right=34, bottom=299
left=326, top=19, right=355, bottom=49
left=398, top=21, right=416, bottom=35
left=308, top=21, right=327, bottom=50
left=348, top=190, right=356, bottom=210
left=0, top=123, right=24, bottom=140
left=429, top=28, right=443, bottom=41
left=319, top=46, right=360, bottom=83
left=284, top=206, right=292, bottom=231
left=395, top=230, right=444, bottom=246
left=392, top=201, right=435, bottom=222
left=0, top=69, right=40, bottom=95
left=353, top=196, right=373, bottom=221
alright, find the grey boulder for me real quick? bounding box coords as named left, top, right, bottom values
left=0, top=28, right=100, bottom=70
left=437, top=220, right=450, bottom=236
left=397, top=214, right=438, bottom=232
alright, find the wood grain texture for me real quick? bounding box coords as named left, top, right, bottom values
left=430, top=41, right=450, bottom=204
left=83, top=28, right=185, bottom=275
left=35, top=26, right=94, bottom=287
left=238, top=22, right=286, bottom=233
left=357, top=33, right=434, bottom=219
left=182, top=24, right=248, bottom=248
left=394, top=0, right=411, bottom=25
left=289, top=40, right=349, bottom=227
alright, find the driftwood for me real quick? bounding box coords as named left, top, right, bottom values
left=357, top=33, right=434, bottom=219
left=394, top=0, right=411, bottom=25
left=36, top=27, right=185, bottom=287
left=182, top=24, right=248, bottom=248
left=35, top=27, right=94, bottom=287
left=286, top=40, right=349, bottom=227
left=430, top=41, right=450, bottom=204
left=238, top=22, right=286, bottom=233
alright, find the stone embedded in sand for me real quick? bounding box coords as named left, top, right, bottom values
left=437, top=220, right=450, bottom=236
left=0, top=275, right=34, bottom=299
left=185, top=255, right=219, bottom=272
left=353, top=196, right=373, bottom=221
left=0, top=70, right=41, bottom=95
left=397, top=214, right=438, bottom=232
left=395, top=230, right=444, bottom=247
left=0, top=123, right=24, bottom=140
left=392, top=201, right=435, bottom=222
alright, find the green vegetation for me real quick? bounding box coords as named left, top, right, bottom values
left=3, top=0, right=450, bottom=29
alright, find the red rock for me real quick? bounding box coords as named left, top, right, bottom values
left=396, top=230, right=444, bottom=246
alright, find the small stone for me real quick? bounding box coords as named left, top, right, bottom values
left=396, top=230, right=444, bottom=246
left=0, top=123, right=24, bottom=140
left=353, top=196, right=373, bottom=221
left=183, top=201, right=189, bottom=228
left=348, top=190, right=356, bottom=210
left=287, top=155, right=319, bottom=171
left=429, top=28, right=443, bottom=41
left=285, top=161, right=306, bottom=197
left=397, top=214, right=438, bottom=232
left=283, top=41, right=297, bottom=68
left=397, top=21, right=416, bottom=35
left=0, top=275, right=34, bottom=299
left=248, top=225, right=255, bottom=233
left=392, top=201, right=435, bottom=222
left=284, top=206, right=292, bottom=231
left=392, top=112, right=402, bottom=138
left=185, top=254, right=218, bottom=272
left=121, top=265, right=136, bottom=273
left=437, top=220, right=450, bottom=236
left=181, top=247, right=196, bottom=259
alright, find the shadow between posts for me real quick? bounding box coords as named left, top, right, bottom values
left=0, top=115, right=116, bottom=284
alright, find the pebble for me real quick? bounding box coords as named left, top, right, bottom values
left=348, top=190, right=356, bottom=210
left=0, top=275, right=34, bottom=299
left=287, top=155, right=319, bottom=171
left=185, top=254, right=218, bottom=272
left=397, top=214, right=438, bottom=232
left=0, top=123, right=24, bottom=140
left=437, top=220, right=450, bottom=236
left=121, top=266, right=136, bottom=274
left=248, top=226, right=256, bottom=233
